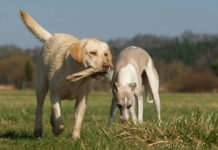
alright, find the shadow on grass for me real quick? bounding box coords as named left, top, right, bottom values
left=0, top=130, right=36, bottom=140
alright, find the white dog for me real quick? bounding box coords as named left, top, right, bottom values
left=108, top=46, right=161, bottom=126
left=20, top=10, right=113, bottom=139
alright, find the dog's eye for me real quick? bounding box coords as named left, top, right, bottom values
left=104, top=53, right=108, bottom=57
left=127, top=105, right=132, bottom=109
left=90, top=51, right=97, bottom=56
left=117, top=104, right=122, bottom=108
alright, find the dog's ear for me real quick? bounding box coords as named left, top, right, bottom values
left=114, top=82, right=120, bottom=92
left=107, top=49, right=114, bottom=68
left=128, top=83, right=137, bottom=91
left=69, top=41, right=85, bottom=64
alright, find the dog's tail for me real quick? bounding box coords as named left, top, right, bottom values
left=20, top=10, right=52, bottom=42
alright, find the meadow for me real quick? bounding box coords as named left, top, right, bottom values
left=0, top=90, right=217, bottom=150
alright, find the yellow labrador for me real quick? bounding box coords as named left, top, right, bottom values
left=20, top=10, right=113, bottom=139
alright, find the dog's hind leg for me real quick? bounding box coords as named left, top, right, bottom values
left=34, top=77, right=48, bottom=137
left=144, top=58, right=162, bottom=123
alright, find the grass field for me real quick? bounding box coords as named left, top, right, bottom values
left=0, top=90, right=217, bottom=150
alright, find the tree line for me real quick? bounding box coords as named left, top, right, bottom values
left=0, top=31, right=218, bottom=92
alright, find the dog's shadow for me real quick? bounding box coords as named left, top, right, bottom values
left=0, top=130, right=36, bottom=140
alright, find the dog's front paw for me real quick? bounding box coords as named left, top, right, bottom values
left=72, top=133, right=80, bottom=139
left=72, top=128, right=80, bottom=139
left=158, top=120, right=162, bottom=127
left=138, top=120, right=143, bottom=124
left=34, top=128, right=42, bottom=137
left=52, top=124, right=64, bottom=136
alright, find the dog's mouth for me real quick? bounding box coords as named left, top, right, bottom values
left=91, top=71, right=108, bottom=80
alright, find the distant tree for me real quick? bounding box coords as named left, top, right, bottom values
left=210, top=60, right=218, bottom=76
left=108, top=31, right=218, bottom=66
left=25, top=61, right=33, bottom=82
left=0, top=45, right=24, bottom=59
left=0, top=45, right=36, bottom=89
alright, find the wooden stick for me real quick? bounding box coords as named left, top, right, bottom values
left=66, top=68, right=98, bottom=82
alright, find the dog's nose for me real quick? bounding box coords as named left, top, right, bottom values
left=102, top=63, right=110, bottom=71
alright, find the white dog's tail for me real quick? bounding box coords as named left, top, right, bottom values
left=20, top=10, right=52, bottom=42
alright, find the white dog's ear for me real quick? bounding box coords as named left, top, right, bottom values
left=114, top=82, right=120, bottom=92
left=69, top=41, right=85, bottom=64
left=128, top=83, right=136, bottom=91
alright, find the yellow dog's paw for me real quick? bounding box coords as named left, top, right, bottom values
left=72, top=129, right=80, bottom=139
left=53, top=124, right=64, bottom=136
left=34, top=129, right=42, bottom=137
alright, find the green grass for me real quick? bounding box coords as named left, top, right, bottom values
left=0, top=91, right=217, bottom=150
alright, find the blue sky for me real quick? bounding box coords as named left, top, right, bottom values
left=1, top=0, right=218, bottom=49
